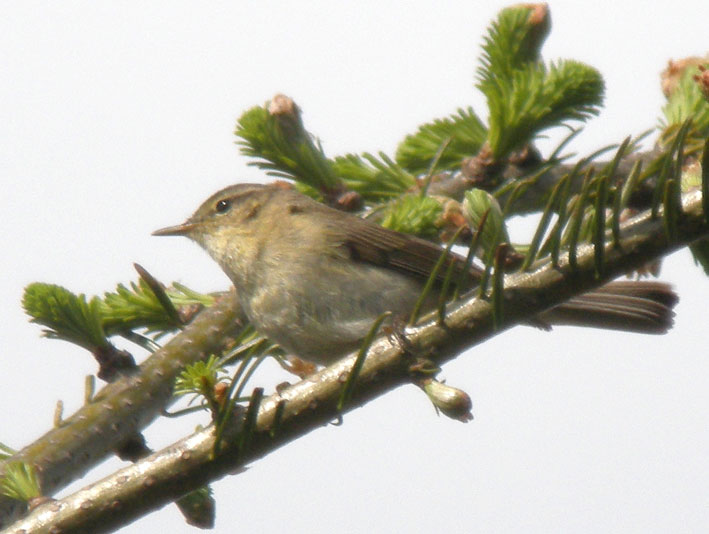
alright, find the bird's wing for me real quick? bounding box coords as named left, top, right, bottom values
left=338, top=217, right=483, bottom=285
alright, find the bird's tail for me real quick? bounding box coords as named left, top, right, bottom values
left=540, top=281, right=678, bottom=334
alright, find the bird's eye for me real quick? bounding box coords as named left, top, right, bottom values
left=215, top=199, right=231, bottom=213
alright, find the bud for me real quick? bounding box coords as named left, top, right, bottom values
left=463, top=188, right=510, bottom=256
left=28, top=496, right=54, bottom=511
left=268, top=93, right=304, bottom=143
left=661, top=56, right=709, bottom=98
left=267, top=93, right=298, bottom=118
left=214, top=381, right=229, bottom=407
left=422, top=378, right=473, bottom=422
left=515, top=3, right=551, bottom=59
left=693, top=65, right=709, bottom=102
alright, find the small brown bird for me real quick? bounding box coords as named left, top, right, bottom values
left=154, top=183, right=677, bottom=364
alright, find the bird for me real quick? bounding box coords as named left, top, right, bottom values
left=154, top=182, right=678, bottom=365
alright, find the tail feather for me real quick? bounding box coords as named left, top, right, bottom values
left=589, top=280, right=679, bottom=307
left=540, top=281, right=677, bottom=334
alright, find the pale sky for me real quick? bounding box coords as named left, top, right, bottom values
left=1, top=2, right=707, bottom=533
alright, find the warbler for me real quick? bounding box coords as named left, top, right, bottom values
left=154, top=182, right=677, bottom=364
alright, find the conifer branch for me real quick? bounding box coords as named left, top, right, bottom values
left=6, top=189, right=707, bottom=534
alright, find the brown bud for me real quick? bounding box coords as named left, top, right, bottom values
left=214, top=382, right=229, bottom=406
left=268, top=93, right=297, bottom=118
left=28, top=496, right=54, bottom=511
left=693, top=65, right=709, bottom=101
left=661, top=56, right=709, bottom=98
left=335, top=190, right=364, bottom=212
left=439, top=199, right=472, bottom=242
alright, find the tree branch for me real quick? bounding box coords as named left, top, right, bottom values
left=427, top=145, right=667, bottom=214
left=5, top=190, right=706, bottom=534
left=0, top=292, right=245, bottom=527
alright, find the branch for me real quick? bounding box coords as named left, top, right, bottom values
left=6, top=190, right=707, bottom=534
left=0, top=292, right=245, bottom=527
left=427, top=145, right=666, bottom=213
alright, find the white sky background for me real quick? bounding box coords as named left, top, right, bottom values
left=1, top=1, right=708, bottom=532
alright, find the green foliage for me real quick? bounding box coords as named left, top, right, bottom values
left=101, top=280, right=213, bottom=337
left=234, top=5, right=602, bottom=197
left=164, top=330, right=278, bottom=421
left=174, top=355, right=226, bottom=402
left=396, top=107, right=488, bottom=174
left=463, top=189, right=509, bottom=256
left=338, top=311, right=391, bottom=410
left=484, top=60, right=604, bottom=160
left=661, top=65, right=709, bottom=136
left=650, top=119, right=692, bottom=219
left=23, top=280, right=214, bottom=353
left=396, top=6, right=556, bottom=172
left=235, top=105, right=340, bottom=190
left=477, top=5, right=548, bottom=87
left=102, top=280, right=179, bottom=335
left=0, top=442, right=16, bottom=461
left=702, top=137, right=709, bottom=223
left=0, top=462, right=41, bottom=502
left=689, top=139, right=709, bottom=273
left=410, top=229, right=463, bottom=325
left=565, top=171, right=595, bottom=268
left=237, top=103, right=415, bottom=202
left=523, top=174, right=571, bottom=269
left=23, top=283, right=108, bottom=351
left=378, top=194, right=443, bottom=238
left=471, top=6, right=604, bottom=161
left=689, top=238, right=709, bottom=275
left=332, top=151, right=415, bottom=200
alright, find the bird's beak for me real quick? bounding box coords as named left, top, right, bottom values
left=152, top=222, right=197, bottom=237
